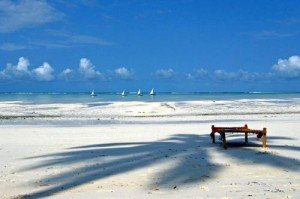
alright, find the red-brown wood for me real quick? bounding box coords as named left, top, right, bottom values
left=210, top=124, right=267, bottom=149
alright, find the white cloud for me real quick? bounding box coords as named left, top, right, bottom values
left=155, top=68, right=175, bottom=79
left=114, top=67, right=133, bottom=79
left=16, top=57, right=30, bottom=72
left=0, top=0, right=63, bottom=33
left=37, top=30, right=114, bottom=48
left=186, top=68, right=208, bottom=80
left=79, top=58, right=102, bottom=79
left=214, top=69, right=261, bottom=81
left=238, top=70, right=262, bottom=81
left=1, top=57, right=31, bottom=78
left=273, top=55, right=300, bottom=77
left=69, top=35, right=113, bottom=46
left=58, top=68, right=73, bottom=79
left=61, top=68, right=72, bottom=75
left=0, top=71, right=9, bottom=80
left=254, top=30, right=295, bottom=40
left=30, top=41, right=69, bottom=49
left=0, top=43, right=26, bottom=51
left=0, top=57, right=55, bottom=81
left=33, top=62, right=54, bottom=81
left=214, top=70, right=237, bottom=80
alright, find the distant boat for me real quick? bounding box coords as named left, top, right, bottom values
left=137, top=89, right=142, bottom=96
left=149, top=88, right=155, bottom=95
left=91, top=90, right=96, bottom=96
left=122, top=90, right=126, bottom=96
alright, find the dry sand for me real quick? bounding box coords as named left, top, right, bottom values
left=0, top=100, right=299, bottom=198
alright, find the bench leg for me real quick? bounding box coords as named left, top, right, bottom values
left=245, top=132, right=248, bottom=143
left=211, top=132, right=215, bottom=143
left=211, top=125, right=215, bottom=143
left=221, top=132, right=227, bottom=149
left=262, top=128, right=267, bottom=148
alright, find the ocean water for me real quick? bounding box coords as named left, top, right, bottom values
left=0, top=92, right=300, bottom=104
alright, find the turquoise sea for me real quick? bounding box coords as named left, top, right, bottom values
left=0, top=92, right=300, bottom=104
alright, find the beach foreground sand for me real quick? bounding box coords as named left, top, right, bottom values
left=0, top=101, right=300, bottom=198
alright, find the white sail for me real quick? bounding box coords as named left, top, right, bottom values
left=150, top=88, right=155, bottom=95
left=137, top=89, right=142, bottom=96
left=122, top=90, right=126, bottom=96
left=91, top=90, right=96, bottom=96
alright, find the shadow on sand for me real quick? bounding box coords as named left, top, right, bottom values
left=20, top=134, right=299, bottom=198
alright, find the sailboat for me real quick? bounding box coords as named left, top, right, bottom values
left=91, top=90, right=96, bottom=96
left=149, top=88, right=155, bottom=95
left=137, top=89, right=142, bottom=96
left=121, top=90, right=126, bottom=96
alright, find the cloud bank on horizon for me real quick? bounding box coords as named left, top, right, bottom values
left=1, top=55, right=300, bottom=82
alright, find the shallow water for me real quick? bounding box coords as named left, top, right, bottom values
left=1, top=92, right=300, bottom=104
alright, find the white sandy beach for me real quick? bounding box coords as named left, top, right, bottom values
left=0, top=99, right=300, bottom=198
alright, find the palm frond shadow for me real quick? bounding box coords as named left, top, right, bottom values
left=21, top=134, right=299, bottom=198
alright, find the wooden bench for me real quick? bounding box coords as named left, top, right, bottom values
left=210, top=124, right=267, bottom=149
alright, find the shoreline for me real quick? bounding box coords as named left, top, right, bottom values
left=1, top=111, right=300, bottom=119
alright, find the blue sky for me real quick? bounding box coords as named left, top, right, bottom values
left=0, top=0, right=300, bottom=92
